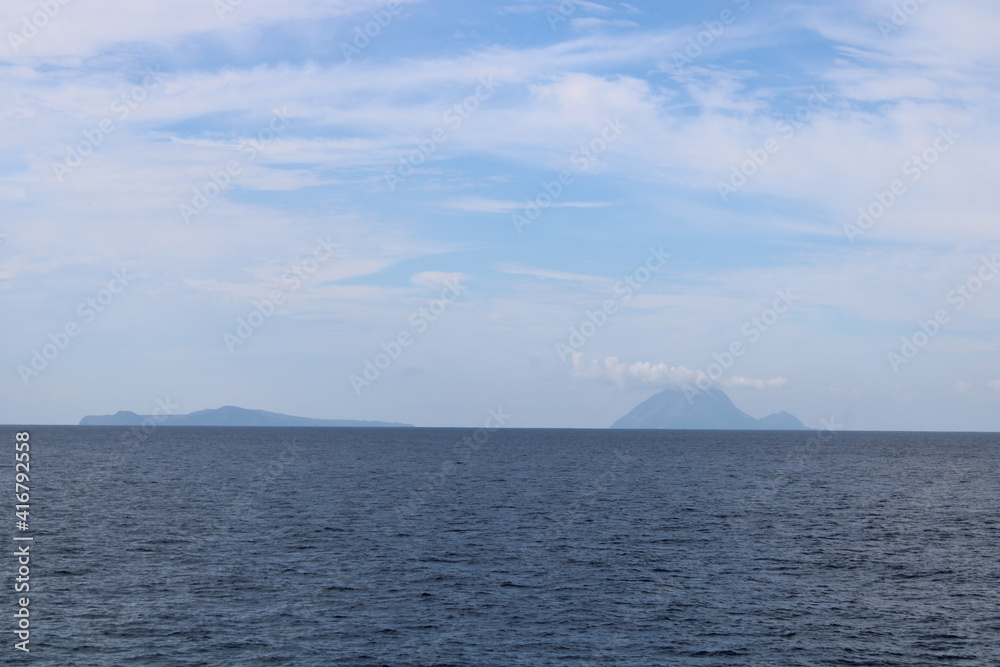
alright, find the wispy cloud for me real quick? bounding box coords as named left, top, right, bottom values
left=496, top=265, right=608, bottom=284
left=569, top=355, right=787, bottom=393
left=722, top=376, right=788, bottom=391
left=443, top=197, right=614, bottom=213
left=571, top=18, right=639, bottom=32
left=6, top=0, right=1000, bottom=429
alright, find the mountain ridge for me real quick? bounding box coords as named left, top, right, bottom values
left=611, top=387, right=808, bottom=430
left=79, top=405, right=412, bottom=428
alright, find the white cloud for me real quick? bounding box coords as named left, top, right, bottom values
left=721, top=376, right=788, bottom=391
left=443, top=196, right=614, bottom=213
left=496, top=265, right=607, bottom=284
left=571, top=18, right=639, bottom=32
left=410, top=271, right=467, bottom=288
left=1, top=0, right=426, bottom=59
left=498, top=4, right=542, bottom=16
left=570, top=354, right=700, bottom=390
left=577, top=2, right=615, bottom=14
left=568, top=354, right=787, bottom=392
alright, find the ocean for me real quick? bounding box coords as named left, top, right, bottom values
left=3, top=426, right=999, bottom=665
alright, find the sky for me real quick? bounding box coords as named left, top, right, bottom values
left=2, top=0, right=999, bottom=430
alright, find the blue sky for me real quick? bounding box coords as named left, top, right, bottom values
left=3, top=0, right=999, bottom=429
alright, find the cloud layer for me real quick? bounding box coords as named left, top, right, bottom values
left=4, top=0, right=1000, bottom=430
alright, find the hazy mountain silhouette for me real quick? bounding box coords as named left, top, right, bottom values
left=79, top=405, right=412, bottom=427
left=611, top=387, right=807, bottom=430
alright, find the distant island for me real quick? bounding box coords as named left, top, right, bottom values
left=79, top=405, right=413, bottom=428
left=611, top=387, right=808, bottom=430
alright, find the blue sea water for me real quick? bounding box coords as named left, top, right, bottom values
left=3, top=426, right=1000, bottom=665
